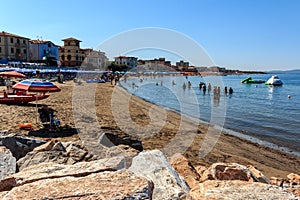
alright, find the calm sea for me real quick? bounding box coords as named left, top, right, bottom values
left=120, top=73, right=300, bottom=156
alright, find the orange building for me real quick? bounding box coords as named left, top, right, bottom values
left=59, top=37, right=84, bottom=67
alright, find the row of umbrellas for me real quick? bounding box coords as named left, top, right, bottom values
left=0, top=71, right=61, bottom=93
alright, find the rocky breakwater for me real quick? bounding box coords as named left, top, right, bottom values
left=0, top=133, right=299, bottom=199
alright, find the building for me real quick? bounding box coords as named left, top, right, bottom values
left=29, top=40, right=59, bottom=65
left=0, top=31, right=30, bottom=63
left=176, top=60, right=189, bottom=71
left=59, top=37, right=84, bottom=67
left=81, top=48, right=109, bottom=70
left=115, top=56, right=137, bottom=68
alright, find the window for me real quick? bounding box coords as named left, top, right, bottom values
left=16, top=49, right=20, bottom=54
left=44, top=49, right=46, bottom=54
left=11, top=48, right=14, bottom=53
left=17, top=39, right=20, bottom=44
left=23, top=49, right=27, bottom=54
left=67, top=55, right=71, bottom=60
left=0, top=37, right=1, bottom=43
left=68, top=42, right=70, bottom=46
left=23, top=40, right=26, bottom=44
left=68, top=50, right=70, bottom=52
left=76, top=50, right=78, bottom=53
left=76, top=55, right=79, bottom=60
left=0, top=47, right=1, bottom=53
left=48, top=43, right=51, bottom=48
left=61, top=55, right=65, bottom=61
left=61, top=50, right=64, bottom=53
left=10, top=38, right=13, bottom=43
left=76, top=42, right=79, bottom=46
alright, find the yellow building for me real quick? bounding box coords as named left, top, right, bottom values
left=59, top=37, right=84, bottom=67
left=0, top=31, right=30, bottom=62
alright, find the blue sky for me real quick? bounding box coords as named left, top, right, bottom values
left=1, top=0, right=299, bottom=70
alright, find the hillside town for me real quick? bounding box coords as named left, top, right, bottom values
left=0, top=31, right=263, bottom=75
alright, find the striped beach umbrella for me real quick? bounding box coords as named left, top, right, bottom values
left=12, top=79, right=61, bottom=93
left=0, top=71, right=26, bottom=78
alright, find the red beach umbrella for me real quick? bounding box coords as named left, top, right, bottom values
left=0, top=71, right=26, bottom=78
left=12, top=79, right=61, bottom=93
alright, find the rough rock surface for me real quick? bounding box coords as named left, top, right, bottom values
left=195, top=165, right=207, bottom=177
left=189, top=180, right=299, bottom=200
left=104, top=144, right=139, bottom=168
left=129, top=150, right=190, bottom=200
left=200, top=162, right=259, bottom=182
left=17, top=141, right=93, bottom=171
left=170, top=153, right=200, bottom=188
left=0, top=134, right=46, bottom=160
left=247, top=165, right=270, bottom=184
left=0, top=146, right=16, bottom=180
left=0, top=156, right=126, bottom=192
left=0, top=170, right=153, bottom=200
left=99, top=132, right=143, bottom=151
left=288, top=173, right=300, bottom=186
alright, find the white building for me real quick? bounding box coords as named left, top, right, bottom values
left=115, top=56, right=137, bottom=68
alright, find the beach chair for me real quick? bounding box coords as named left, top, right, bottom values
left=38, top=106, right=60, bottom=131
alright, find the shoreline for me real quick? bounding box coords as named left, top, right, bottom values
left=0, top=81, right=299, bottom=179
left=96, top=82, right=299, bottom=178
left=120, top=78, right=300, bottom=157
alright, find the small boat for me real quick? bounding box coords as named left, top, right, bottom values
left=265, top=75, right=283, bottom=86
left=241, top=77, right=265, bottom=84
left=0, top=93, right=49, bottom=104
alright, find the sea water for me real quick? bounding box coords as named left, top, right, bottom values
left=120, top=73, right=300, bottom=156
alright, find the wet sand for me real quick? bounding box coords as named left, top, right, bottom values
left=0, top=81, right=299, bottom=178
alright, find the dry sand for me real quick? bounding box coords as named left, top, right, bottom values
left=0, top=80, right=299, bottom=178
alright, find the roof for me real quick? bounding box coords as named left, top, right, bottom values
left=30, top=40, right=59, bottom=47
left=62, top=37, right=82, bottom=42
left=0, top=31, right=30, bottom=40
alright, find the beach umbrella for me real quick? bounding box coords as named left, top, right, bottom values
left=12, top=79, right=61, bottom=93
left=12, top=79, right=61, bottom=124
left=0, top=71, right=26, bottom=78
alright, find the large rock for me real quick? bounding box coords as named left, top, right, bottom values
left=129, top=150, right=190, bottom=199
left=247, top=165, right=270, bottom=184
left=99, top=132, right=143, bottom=151
left=0, top=134, right=46, bottom=160
left=17, top=141, right=93, bottom=171
left=0, top=156, right=126, bottom=192
left=287, top=173, right=300, bottom=186
left=170, top=153, right=200, bottom=188
left=17, top=150, right=72, bottom=171
left=0, top=170, right=154, bottom=199
left=105, top=144, right=139, bottom=168
left=189, top=180, right=299, bottom=200
left=0, top=146, right=16, bottom=180
left=200, top=162, right=259, bottom=182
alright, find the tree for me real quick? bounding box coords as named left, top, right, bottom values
left=107, top=62, right=130, bottom=72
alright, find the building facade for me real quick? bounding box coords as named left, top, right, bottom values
left=0, top=31, right=30, bottom=63
left=115, top=56, right=137, bottom=68
left=176, top=60, right=189, bottom=71
left=82, top=49, right=109, bottom=70
left=29, top=40, right=59, bottom=65
left=59, top=37, right=84, bottom=67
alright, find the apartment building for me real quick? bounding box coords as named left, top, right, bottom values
left=0, top=31, right=30, bottom=62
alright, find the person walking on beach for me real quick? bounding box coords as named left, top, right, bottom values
left=229, top=87, right=233, bottom=94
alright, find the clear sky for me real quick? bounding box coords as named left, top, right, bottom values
left=1, top=0, right=299, bottom=70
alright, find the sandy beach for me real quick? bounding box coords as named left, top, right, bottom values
left=0, top=80, right=299, bottom=178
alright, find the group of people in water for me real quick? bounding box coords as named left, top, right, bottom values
left=178, top=80, right=233, bottom=96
